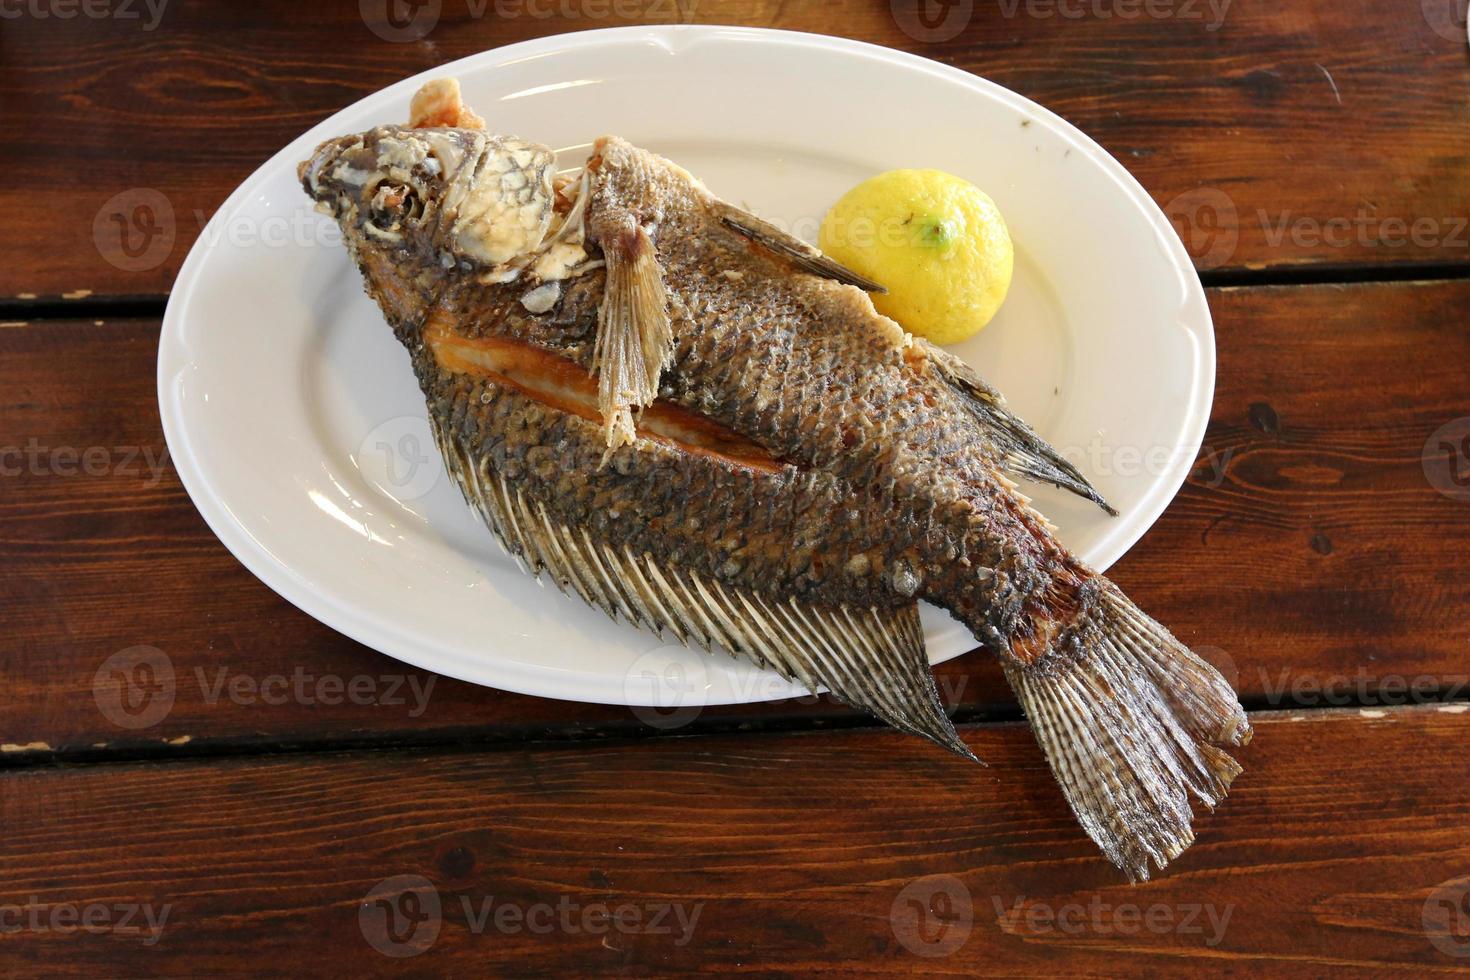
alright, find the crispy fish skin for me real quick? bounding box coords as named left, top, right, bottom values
left=420, top=139, right=1110, bottom=656
left=590, top=138, right=1072, bottom=643
left=301, top=101, right=1251, bottom=880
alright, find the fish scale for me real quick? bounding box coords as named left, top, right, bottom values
left=301, top=93, right=1251, bottom=880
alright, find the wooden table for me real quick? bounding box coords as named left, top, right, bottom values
left=4, top=1, right=1469, bottom=975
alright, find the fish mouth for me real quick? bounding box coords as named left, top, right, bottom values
left=424, top=312, right=786, bottom=474
left=299, top=129, right=450, bottom=227
left=298, top=135, right=361, bottom=203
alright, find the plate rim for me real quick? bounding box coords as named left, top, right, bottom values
left=157, top=24, right=1215, bottom=707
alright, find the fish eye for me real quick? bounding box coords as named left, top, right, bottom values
left=364, top=181, right=424, bottom=241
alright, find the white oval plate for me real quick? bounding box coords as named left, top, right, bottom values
left=159, top=26, right=1213, bottom=708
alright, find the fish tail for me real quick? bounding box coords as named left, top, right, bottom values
left=1001, top=580, right=1251, bottom=880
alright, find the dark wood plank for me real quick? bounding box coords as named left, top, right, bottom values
left=2, top=278, right=1466, bottom=754
left=1110, top=278, right=1470, bottom=714
left=3, top=0, right=1469, bottom=298
left=0, top=706, right=1467, bottom=975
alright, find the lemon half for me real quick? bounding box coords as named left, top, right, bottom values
left=819, top=169, right=1013, bottom=345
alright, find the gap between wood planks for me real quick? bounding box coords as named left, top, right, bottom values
left=5, top=259, right=1470, bottom=323
left=0, top=697, right=1465, bottom=771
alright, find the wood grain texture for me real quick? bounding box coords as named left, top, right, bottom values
left=2, top=279, right=1467, bottom=755
left=1112, top=279, right=1470, bottom=715
left=3, top=0, right=1469, bottom=298
left=0, top=706, right=1468, bottom=976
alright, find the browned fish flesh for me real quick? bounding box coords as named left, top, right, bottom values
left=299, top=79, right=1251, bottom=879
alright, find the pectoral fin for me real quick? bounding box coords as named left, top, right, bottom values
left=716, top=203, right=887, bottom=293
left=593, top=223, right=673, bottom=449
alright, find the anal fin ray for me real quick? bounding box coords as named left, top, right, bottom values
left=433, top=421, right=972, bottom=759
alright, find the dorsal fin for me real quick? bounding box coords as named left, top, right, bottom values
left=434, top=421, right=973, bottom=760
left=715, top=202, right=887, bottom=293
left=917, top=338, right=1117, bottom=515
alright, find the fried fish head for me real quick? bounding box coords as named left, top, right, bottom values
left=299, top=125, right=574, bottom=317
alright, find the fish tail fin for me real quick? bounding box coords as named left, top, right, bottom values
left=1001, top=581, right=1250, bottom=880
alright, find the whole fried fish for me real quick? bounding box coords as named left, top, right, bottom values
left=300, top=79, right=1250, bottom=879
